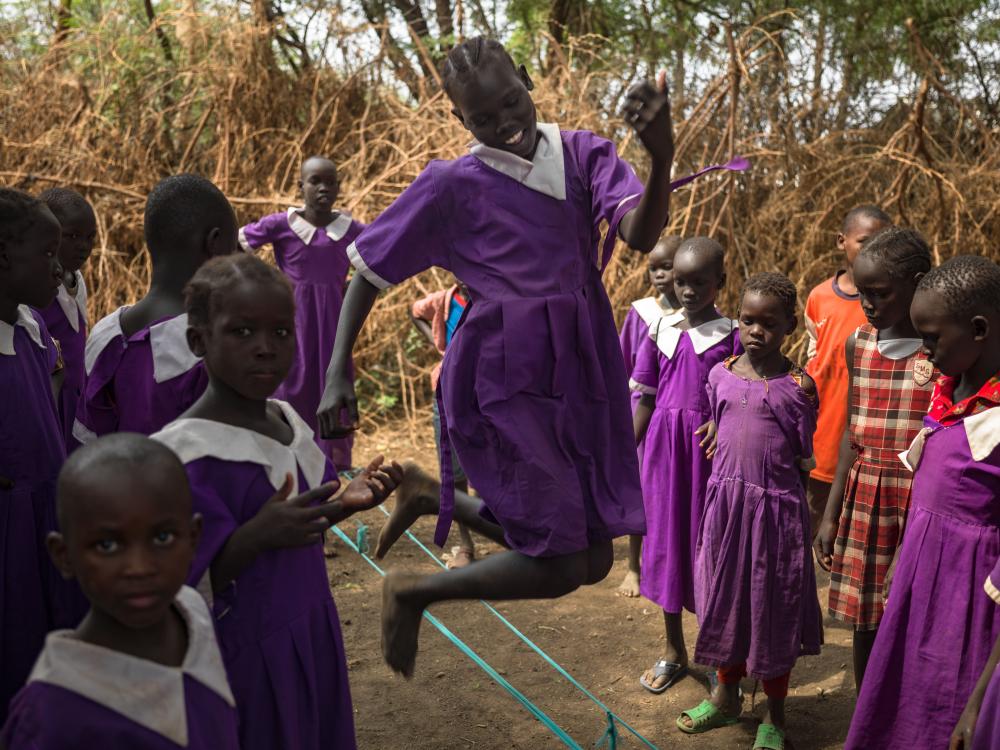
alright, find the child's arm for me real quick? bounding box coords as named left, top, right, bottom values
left=325, top=455, right=404, bottom=524
left=634, top=395, right=654, bottom=445
left=618, top=72, right=674, bottom=253
left=318, top=274, right=380, bottom=437
left=814, top=334, right=858, bottom=570
left=951, top=627, right=1000, bottom=748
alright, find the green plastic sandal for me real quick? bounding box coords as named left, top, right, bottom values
left=753, top=723, right=786, bottom=749
left=675, top=700, right=740, bottom=734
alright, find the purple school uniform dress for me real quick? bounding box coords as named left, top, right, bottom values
left=694, top=361, right=822, bottom=679
left=37, top=272, right=87, bottom=448
left=348, top=124, right=646, bottom=555
left=73, top=307, right=207, bottom=443
left=630, top=317, right=740, bottom=614
left=620, top=298, right=683, bottom=462
left=845, top=408, right=1000, bottom=750
left=973, top=562, right=1000, bottom=750
left=0, top=307, right=72, bottom=723
left=239, top=208, right=363, bottom=470
left=152, top=401, right=356, bottom=750
left=1, top=586, right=240, bottom=750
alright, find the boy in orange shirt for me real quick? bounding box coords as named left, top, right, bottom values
left=804, top=205, right=891, bottom=535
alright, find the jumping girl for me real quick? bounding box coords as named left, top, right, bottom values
left=317, top=36, right=675, bottom=678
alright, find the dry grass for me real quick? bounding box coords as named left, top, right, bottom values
left=2, top=12, right=997, bottom=426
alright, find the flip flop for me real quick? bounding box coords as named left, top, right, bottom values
left=638, top=659, right=687, bottom=694
left=675, top=699, right=741, bottom=734
left=753, top=723, right=786, bottom=749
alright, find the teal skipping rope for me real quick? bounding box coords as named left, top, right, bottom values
left=328, top=522, right=582, bottom=748
left=340, top=508, right=660, bottom=749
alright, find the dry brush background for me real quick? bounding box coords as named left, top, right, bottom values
left=2, top=8, right=997, bottom=431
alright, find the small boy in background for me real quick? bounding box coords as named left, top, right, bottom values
left=411, top=282, right=476, bottom=568
left=803, top=205, right=891, bottom=534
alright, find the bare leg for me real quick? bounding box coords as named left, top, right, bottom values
left=642, top=610, right=689, bottom=689
left=853, top=628, right=878, bottom=693
left=806, top=477, right=832, bottom=540
left=448, top=479, right=477, bottom=568
left=376, top=463, right=507, bottom=558
left=382, top=540, right=614, bottom=676
left=616, top=534, right=642, bottom=597
left=762, top=696, right=786, bottom=733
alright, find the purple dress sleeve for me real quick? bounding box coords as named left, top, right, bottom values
left=987, top=557, right=1000, bottom=606
left=570, top=132, right=644, bottom=268
left=239, top=213, right=285, bottom=252
left=348, top=167, right=450, bottom=289
left=619, top=307, right=644, bottom=377
left=630, top=333, right=659, bottom=395
left=182, top=459, right=242, bottom=590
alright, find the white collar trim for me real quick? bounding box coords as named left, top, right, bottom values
left=152, top=400, right=327, bottom=495
left=84, top=306, right=126, bottom=374
left=286, top=207, right=353, bottom=244
left=651, top=316, right=737, bottom=359
left=56, top=271, right=88, bottom=332
left=876, top=337, right=922, bottom=360
left=149, top=314, right=201, bottom=383
left=631, top=297, right=682, bottom=329
left=964, top=407, right=1000, bottom=462
left=469, top=123, right=566, bottom=200
left=0, top=305, right=46, bottom=356
left=29, top=586, right=234, bottom=747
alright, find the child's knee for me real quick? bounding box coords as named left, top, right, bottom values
left=584, top=539, right=615, bottom=585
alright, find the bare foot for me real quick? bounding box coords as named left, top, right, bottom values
left=445, top=545, right=475, bottom=569
left=381, top=571, right=426, bottom=678
left=616, top=569, right=640, bottom=597
left=375, top=463, right=440, bottom=559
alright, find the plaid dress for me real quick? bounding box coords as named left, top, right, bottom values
left=828, top=325, right=936, bottom=629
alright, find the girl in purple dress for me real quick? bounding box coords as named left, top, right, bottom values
left=152, top=254, right=402, bottom=750
left=846, top=256, right=1000, bottom=750
left=36, top=188, right=96, bottom=450
left=2, top=434, right=240, bottom=749
left=952, top=560, right=1000, bottom=750
left=632, top=237, right=740, bottom=694
left=73, top=174, right=237, bottom=445
left=239, top=157, right=362, bottom=470
left=676, top=273, right=821, bottom=750
left=0, top=189, right=68, bottom=723
left=617, top=234, right=683, bottom=599
left=318, top=36, right=676, bottom=679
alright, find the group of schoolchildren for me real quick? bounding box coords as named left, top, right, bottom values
left=0, top=35, right=997, bottom=750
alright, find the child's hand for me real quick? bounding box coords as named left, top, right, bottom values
left=318, top=375, right=358, bottom=438
left=622, top=71, right=674, bottom=166
left=250, top=474, right=340, bottom=551
left=882, top=552, right=900, bottom=604
left=695, top=420, right=718, bottom=459
left=339, top=455, right=405, bottom=515
left=949, top=698, right=981, bottom=749
left=813, top=517, right=837, bottom=571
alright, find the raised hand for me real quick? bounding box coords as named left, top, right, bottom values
left=622, top=70, right=674, bottom=166
left=250, top=474, right=341, bottom=551
left=339, top=455, right=405, bottom=515
left=317, top=374, right=358, bottom=439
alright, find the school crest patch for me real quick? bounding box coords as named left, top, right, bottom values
left=913, top=359, right=933, bottom=386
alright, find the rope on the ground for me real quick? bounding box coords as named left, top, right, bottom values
left=328, top=522, right=583, bottom=749
left=359, top=508, right=660, bottom=749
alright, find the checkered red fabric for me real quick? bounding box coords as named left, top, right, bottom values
left=828, top=325, right=937, bottom=629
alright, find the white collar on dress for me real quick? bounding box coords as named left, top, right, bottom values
left=899, top=406, right=1000, bottom=472
left=876, top=337, right=922, bottom=360
left=28, top=585, right=234, bottom=747
left=469, top=122, right=566, bottom=201
left=286, top=207, right=353, bottom=244
left=152, top=400, right=327, bottom=495
left=632, top=296, right=683, bottom=329
left=56, top=271, right=88, bottom=333
left=84, top=308, right=201, bottom=383
left=0, top=305, right=46, bottom=356
left=651, top=316, right=737, bottom=359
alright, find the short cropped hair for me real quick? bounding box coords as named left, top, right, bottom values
left=185, top=252, right=292, bottom=328
left=441, top=37, right=518, bottom=100
left=842, top=204, right=891, bottom=233
left=144, top=174, right=232, bottom=258
left=858, top=227, right=933, bottom=281
left=743, top=272, right=798, bottom=319
left=675, top=236, right=725, bottom=276
left=0, top=187, right=46, bottom=245
left=39, top=187, right=94, bottom=223
left=916, top=255, right=1000, bottom=319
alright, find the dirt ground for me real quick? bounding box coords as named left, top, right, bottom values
left=329, top=424, right=856, bottom=750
